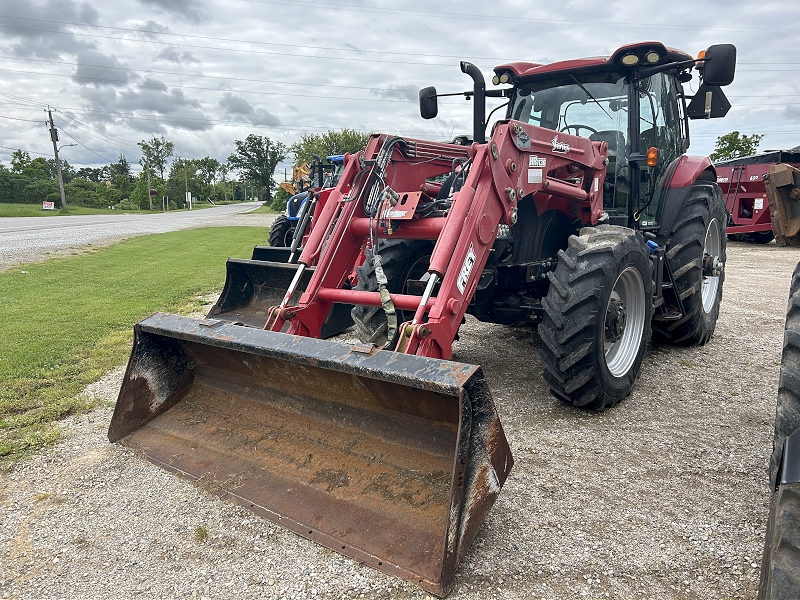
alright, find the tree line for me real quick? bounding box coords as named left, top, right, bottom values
left=0, top=128, right=372, bottom=211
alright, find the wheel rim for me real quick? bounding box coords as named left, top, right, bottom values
left=702, top=218, right=721, bottom=313
left=604, top=266, right=646, bottom=378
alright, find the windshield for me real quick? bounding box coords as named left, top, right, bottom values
left=509, top=73, right=628, bottom=141
left=322, top=162, right=345, bottom=188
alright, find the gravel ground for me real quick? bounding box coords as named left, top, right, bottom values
left=0, top=203, right=276, bottom=271
left=0, top=240, right=795, bottom=600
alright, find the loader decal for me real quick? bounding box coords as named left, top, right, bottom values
left=529, top=155, right=546, bottom=167
left=551, top=135, right=570, bottom=154
left=457, top=243, right=477, bottom=294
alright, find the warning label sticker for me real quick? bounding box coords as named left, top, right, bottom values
left=528, top=168, right=543, bottom=184
left=457, top=243, right=477, bottom=294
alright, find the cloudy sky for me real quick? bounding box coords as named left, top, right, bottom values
left=0, top=0, right=797, bottom=176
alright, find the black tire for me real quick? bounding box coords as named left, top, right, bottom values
left=538, top=225, right=654, bottom=411
left=758, top=483, right=800, bottom=599
left=269, top=215, right=295, bottom=248
left=651, top=183, right=727, bottom=346
left=770, top=262, right=800, bottom=487
left=351, top=239, right=433, bottom=346
left=740, top=231, right=775, bottom=244
left=757, top=261, right=800, bottom=600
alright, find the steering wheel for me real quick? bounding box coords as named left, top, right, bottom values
left=559, top=124, right=598, bottom=137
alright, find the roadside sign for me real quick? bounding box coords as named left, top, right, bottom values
left=42, top=201, right=55, bottom=210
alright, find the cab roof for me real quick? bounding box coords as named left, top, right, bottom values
left=494, top=42, right=694, bottom=82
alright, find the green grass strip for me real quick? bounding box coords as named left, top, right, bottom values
left=0, top=226, right=269, bottom=465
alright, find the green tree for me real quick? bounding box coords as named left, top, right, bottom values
left=167, top=157, right=203, bottom=207
left=271, top=186, right=291, bottom=211
left=196, top=157, right=221, bottom=189
left=290, top=129, right=371, bottom=166
left=710, top=131, right=764, bottom=162
left=227, top=134, right=287, bottom=204
left=130, top=171, right=166, bottom=210
left=10, top=150, right=32, bottom=174
left=138, top=135, right=174, bottom=180
left=108, top=154, right=132, bottom=180
left=76, top=167, right=104, bottom=183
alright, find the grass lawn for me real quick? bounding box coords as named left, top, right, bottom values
left=249, top=203, right=278, bottom=214
left=0, top=226, right=267, bottom=465
left=0, top=201, right=243, bottom=218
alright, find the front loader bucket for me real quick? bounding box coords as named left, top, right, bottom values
left=108, top=313, right=513, bottom=597
left=207, top=258, right=353, bottom=337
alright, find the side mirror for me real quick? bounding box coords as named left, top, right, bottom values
left=419, top=86, right=438, bottom=120
left=702, top=44, right=736, bottom=86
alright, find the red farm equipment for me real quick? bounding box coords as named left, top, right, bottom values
left=715, top=150, right=800, bottom=245
left=207, top=154, right=355, bottom=335
left=109, top=42, right=736, bottom=596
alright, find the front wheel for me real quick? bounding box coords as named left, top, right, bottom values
left=350, top=239, right=433, bottom=347
left=268, top=215, right=296, bottom=248
left=539, top=225, right=654, bottom=411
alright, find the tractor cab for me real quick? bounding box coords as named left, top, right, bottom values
left=495, top=42, right=736, bottom=230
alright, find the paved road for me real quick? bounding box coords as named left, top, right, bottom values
left=0, top=202, right=276, bottom=270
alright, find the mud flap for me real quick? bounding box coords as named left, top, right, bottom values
left=207, top=258, right=353, bottom=338
left=108, top=313, right=513, bottom=597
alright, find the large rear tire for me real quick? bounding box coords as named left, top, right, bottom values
left=651, top=183, right=727, bottom=346
left=758, top=483, right=800, bottom=599
left=269, top=215, right=295, bottom=248
left=351, top=239, right=433, bottom=346
left=759, top=262, right=800, bottom=599
left=539, top=225, right=653, bottom=411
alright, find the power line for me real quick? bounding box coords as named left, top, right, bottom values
left=0, top=114, right=44, bottom=123
left=0, top=23, right=461, bottom=67
left=0, top=54, right=421, bottom=93
left=0, top=14, right=524, bottom=63
left=0, top=144, right=101, bottom=166
left=55, top=111, right=146, bottom=151
left=0, top=66, right=422, bottom=104
left=239, top=0, right=799, bottom=33
left=53, top=119, right=114, bottom=163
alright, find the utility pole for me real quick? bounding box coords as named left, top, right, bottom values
left=46, top=108, right=67, bottom=211
left=183, top=158, right=190, bottom=209
left=146, top=155, right=153, bottom=210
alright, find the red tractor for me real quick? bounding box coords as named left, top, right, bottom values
left=110, top=42, right=737, bottom=596
left=265, top=41, right=736, bottom=408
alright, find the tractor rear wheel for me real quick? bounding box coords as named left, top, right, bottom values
left=758, top=483, right=800, bottom=599
left=651, top=183, right=726, bottom=346
left=269, top=215, right=295, bottom=248
left=770, top=262, right=800, bottom=486
left=539, top=225, right=653, bottom=411
left=759, top=261, right=800, bottom=599
left=351, top=239, right=433, bottom=347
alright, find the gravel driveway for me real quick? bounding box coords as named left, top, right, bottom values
left=0, top=240, right=795, bottom=600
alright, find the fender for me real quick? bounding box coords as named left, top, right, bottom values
left=656, top=156, right=718, bottom=241
left=668, top=155, right=716, bottom=188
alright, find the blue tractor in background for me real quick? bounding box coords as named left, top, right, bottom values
left=268, top=154, right=345, bottom=248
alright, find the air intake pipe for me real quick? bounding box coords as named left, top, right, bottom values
left=460, top=61, right=486, bottom=144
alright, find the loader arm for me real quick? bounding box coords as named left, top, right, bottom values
left=267, top=122, right=607, bottom=360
